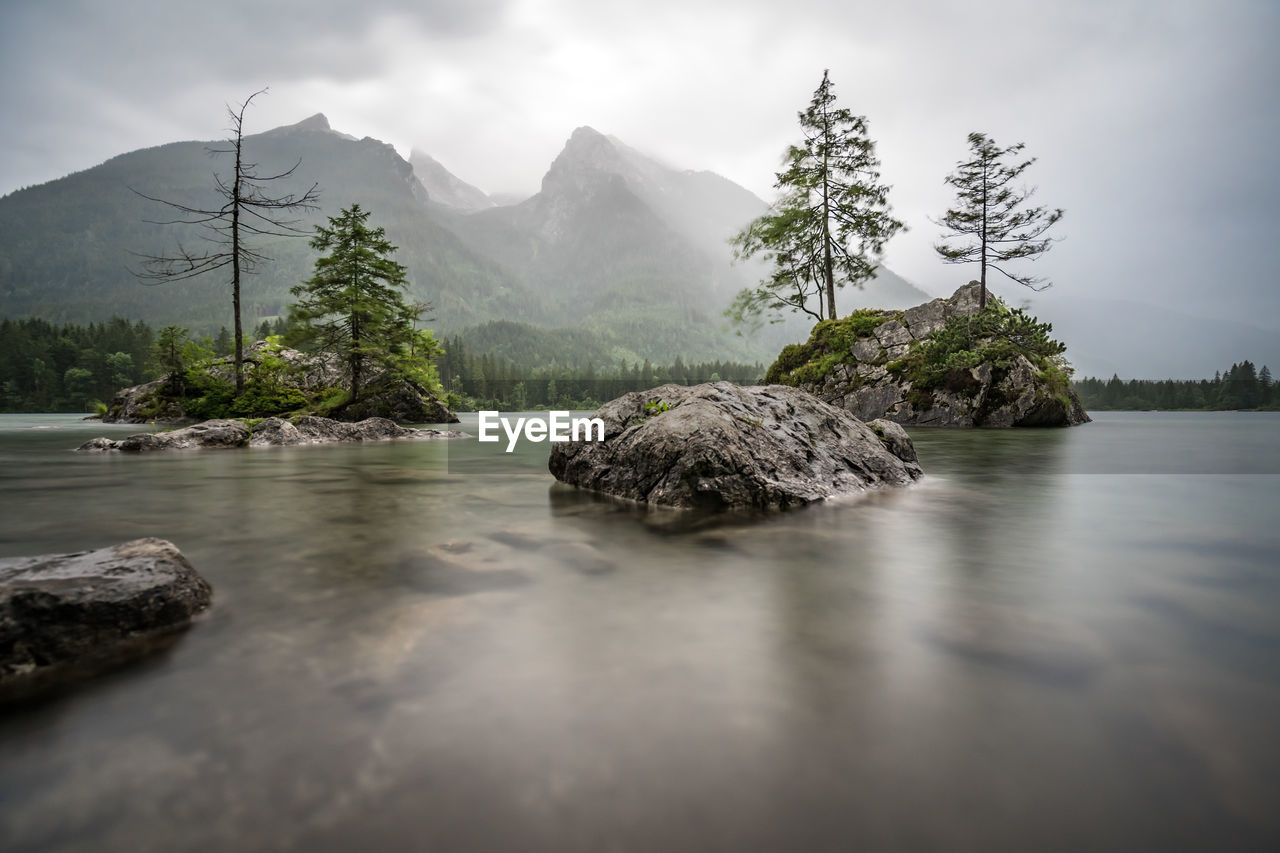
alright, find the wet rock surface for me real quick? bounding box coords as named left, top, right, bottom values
left=549, top=381, right=923, bottom=510
left=78, top=416, right=468, bottom=452
left=1, top=538, right=212, bottom=700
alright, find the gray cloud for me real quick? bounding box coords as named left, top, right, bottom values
left=2, top=0, right=1277, bottom=331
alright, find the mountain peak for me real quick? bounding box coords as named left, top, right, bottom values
left=542, top=126, right=627, bottom=195
left=294, top=113, right=331, bottom=131
left=261, top=112, right=355, bottom=141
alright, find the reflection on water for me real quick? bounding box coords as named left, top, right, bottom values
left=1, top=412, right=1278, bottom=851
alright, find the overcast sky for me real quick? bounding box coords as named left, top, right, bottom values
left=2, top=0, right=1277, bottom=327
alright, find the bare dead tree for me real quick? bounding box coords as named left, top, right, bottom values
left=132, top=89, right=319, bottom=394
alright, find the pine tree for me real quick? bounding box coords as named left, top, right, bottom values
left=288, top=204, right=427, bottom=403
left=729, top=70, right=903, bottom=324
left=934, top=132, right=1064, bottom=309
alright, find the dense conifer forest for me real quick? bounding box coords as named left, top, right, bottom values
left=3, top=315, right=1274, bottom=414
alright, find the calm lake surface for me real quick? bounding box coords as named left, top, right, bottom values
left=1, top=411, right=1278, bottom=851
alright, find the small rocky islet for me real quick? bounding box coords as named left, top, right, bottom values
left=78, top=415, right=468, bottom=452
left=769, top=282, right=1090, bottom=427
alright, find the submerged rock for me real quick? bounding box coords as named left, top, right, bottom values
left=548, top=382, right=923, bottom=510
left=772, top=282, right=1090, bottom=427
left=0, top=538, right=212, bottom=699
left=78, top=416, right=468, bottom=452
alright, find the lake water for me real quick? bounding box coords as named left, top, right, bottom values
left=1, top=412, right=1278, bottom=851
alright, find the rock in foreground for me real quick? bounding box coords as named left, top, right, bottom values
left=1, top=538, right=212, bottom=699
left=78, top=416, right=468, bottom=452
left=549, top=382, right=923, bottom=510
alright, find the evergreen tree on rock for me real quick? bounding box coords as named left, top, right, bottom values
left=289, top=204, right=437, bottom=403
left=934, top=132, right=1064, bottom=310
left=729, top=70, right=903, bottom=324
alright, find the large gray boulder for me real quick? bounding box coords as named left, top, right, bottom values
left=1, top=538, right=212, bottom=698
left=79, top=416, right=468, bottom=452
left=549, top=382, right=923, bottom=510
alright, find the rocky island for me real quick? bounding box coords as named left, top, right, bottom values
left=767, top=282, right=1089, bottom=427
left=549, top=381, right=922, bottom=510
left=102, top=340, right=459, bottom=426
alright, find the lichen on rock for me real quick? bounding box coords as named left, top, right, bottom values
left=549, top=381, right=923, bottom=510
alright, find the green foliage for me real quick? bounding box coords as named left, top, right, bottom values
left=763, top=309, right=893, bottom=385
left=730, top=70, right=904, bottom=324
left=149, top=326, right=190, bottom=396
left=896, top=302, right=1067, bottom=392
left=228, top=386, right=308, bottom=418
left=644, top=400, right=672, bottom=415
left=310, top=386, right=351, bottom=418
left=0, top=317, right=154, bottom=412
left=289, top=203, right=440, bottom=403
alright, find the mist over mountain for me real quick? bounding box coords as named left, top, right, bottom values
left=0, top=113, right=527, bottom=331
left=0, top=114, right=927, bottom=365
left=408, top=150, right=494, bottom=212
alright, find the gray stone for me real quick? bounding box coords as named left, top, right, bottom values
left=874, top=320, right=913, bottom=348
left=81, top=419, right=251, bottom=452
left=943, top=281, right=987, bottom=317
left=845, top=383, right=908, bottom=423
left=79, top=416, right=468, bottom=452
left=246, top=417, right=303, bottom=446
left=851, top=338, right=882, bottom=362
left=855, top=363, right=888, bottom=382
left=868, top=419, right=917, bottom=464
left=101, top=379, right=191, bottom=425
left=902, top=300, right=947, bottom=339
left=1, top=538, right=212, bottom=699
left=549, top=382, right=922, bottom=510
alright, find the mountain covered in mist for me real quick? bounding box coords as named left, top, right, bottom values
left=0, top=114, right=929, bottom=365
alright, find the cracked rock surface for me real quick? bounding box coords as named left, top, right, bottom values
left=77, top=416, right=468, bottom=452
left=549, top=382, right=923, bottom=510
